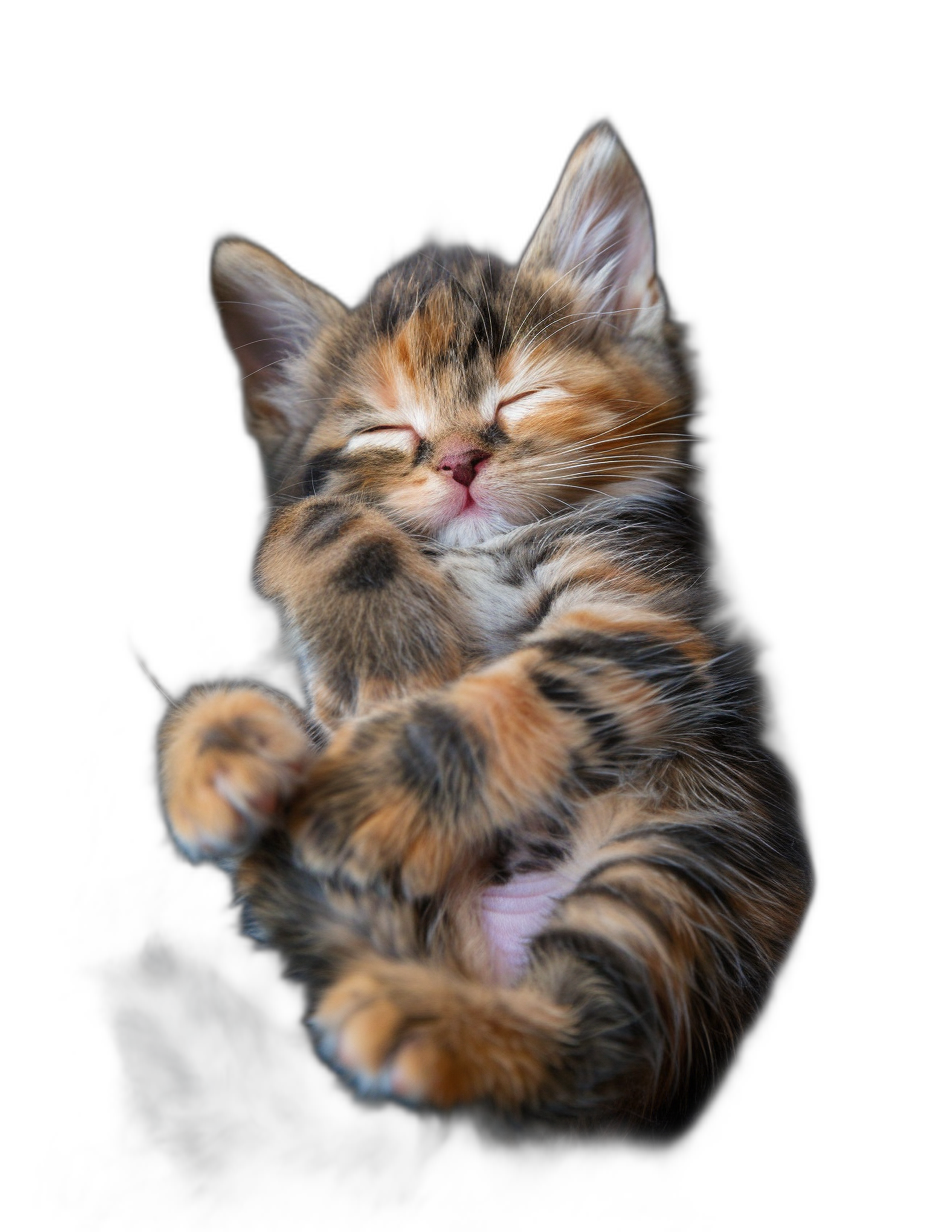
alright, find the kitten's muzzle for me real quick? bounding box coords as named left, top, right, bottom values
left=437, top=447, right=491, bottom=488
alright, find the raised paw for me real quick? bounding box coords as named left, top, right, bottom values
left=289, top=698, right=492, bottom=896
left=254, top=496, right=473, bottom=728
left=158, top=684, right=315, bottom=863
left=309, top=961, right=570, bottom=1110
left=289, top=656, right=576, bottom=895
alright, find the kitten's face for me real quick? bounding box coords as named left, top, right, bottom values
left=213, top=124, right=692, bottom=547
left=284, top=258, right=686, bottom=548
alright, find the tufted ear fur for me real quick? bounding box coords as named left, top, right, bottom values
left=211, top=238, right=347, bottom=455
left=520, top=122, right=665, bottom=338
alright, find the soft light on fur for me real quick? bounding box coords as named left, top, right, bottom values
left=157, top=122, right=812, bottom=1133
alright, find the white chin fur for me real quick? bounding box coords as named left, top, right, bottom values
left=434, top=510, right=512, bottom=547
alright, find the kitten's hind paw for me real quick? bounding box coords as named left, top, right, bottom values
left=158, top=684, right=315, bottom=864
left=309, top=961, right=570, bottom=1111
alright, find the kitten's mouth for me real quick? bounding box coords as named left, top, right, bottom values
left=453, top=491, right=490, bottom=524
left=442, top=481, right=482, bottom=522
left=429, top=478, right=501, bottom=544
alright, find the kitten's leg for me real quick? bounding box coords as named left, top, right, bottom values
left=307, top=803, right=807, bottom=1126
left=158, top=683, right=316, bottom=863
left=306, top=940, right=667, bottom=1122
left=309, top=955, right=574, bottom=1110
left=255, top=496, right=479, bottom=729
left=289, top=594, right=723, bottom=896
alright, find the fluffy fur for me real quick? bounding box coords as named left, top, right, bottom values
left=157, top=122, right=811, bottom=1133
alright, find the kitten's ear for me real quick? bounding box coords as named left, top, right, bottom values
left=211, top=237, right=346, bottom=449
left=520, top=122, right=664, bottom=337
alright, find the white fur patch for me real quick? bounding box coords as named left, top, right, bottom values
left=496, top=386, right=565, bottom=427
left=344, top=426, right=419, bottom=453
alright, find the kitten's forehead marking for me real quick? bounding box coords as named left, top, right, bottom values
left=371, top=325, right=494, bottom=437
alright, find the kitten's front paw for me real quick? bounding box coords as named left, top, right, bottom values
left=158, top=685, right=315, bottom=863
left=291, top=699, right=489, bottom=896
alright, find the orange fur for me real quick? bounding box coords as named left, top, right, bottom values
left=156, top=121, right=811, bottom=1129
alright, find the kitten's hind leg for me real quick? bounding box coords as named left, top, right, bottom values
left=309, top=957, right=574, bottom=1112
left=157, top=683, right=316, bottom=864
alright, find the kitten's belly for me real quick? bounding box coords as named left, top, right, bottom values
left=480, top=869, right=576, bottom=983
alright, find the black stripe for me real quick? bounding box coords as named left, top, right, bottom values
left=331, top=537, right=400, bottom=591
left=568, top=882, right=675, bottom=945
left=531, top=927, right=655, bottom=1021
left=543, top=629, right=700, bottom=682
left=530, top=668, right=629, bottom=775
left=515, top=589, right=555, bottom=635
left=393, top=701, right=485, bottom=817
left=479, top=421, right=509, bottom=449
left=413, top=439, right=434, bottom=466
left=578, top=851, right=732, bottom=913
left=531, top=668, right=587, bottom=711
left=296, top=500, right=362, bottom=548
left=300, top=448, right=345, bottom=496
left=312, top=654, right=358, bottom=710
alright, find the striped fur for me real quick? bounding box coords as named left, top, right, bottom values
left=157, top=122, right=811, bottom=1132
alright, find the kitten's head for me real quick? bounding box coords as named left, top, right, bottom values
left=213, top=122, right=692, bottom=547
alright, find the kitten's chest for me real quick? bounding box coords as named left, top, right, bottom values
left=449, top=553, right=546, bottom=657
left=447, top=504, right=642, bottom=656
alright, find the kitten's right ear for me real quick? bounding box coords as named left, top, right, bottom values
left=519, top=122, right=664, bottom=339
left=211, top=238, right=346, bottom=450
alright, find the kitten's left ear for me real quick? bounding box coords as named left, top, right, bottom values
left=520, top=122, right=664, bottom=337
left=211, top=237, right=347, bottom=454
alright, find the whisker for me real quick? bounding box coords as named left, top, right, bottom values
left=230, top=334, right=295, bottom=353
left=500, top=255, right=529, bottom=350
left=239, top=356, right=290, bottom=383
left=522, top=414, right=689, bottom=464
left=518, top=305, right=657, bottom=365
left=134, top=651, right=177, bottom=707
left=515, top=302, right=658, bottom=357
left=527, top=450, right=700, bottom=468
left=531, top=431, right=687, bottom=464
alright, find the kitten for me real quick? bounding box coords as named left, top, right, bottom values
left=157, top=122, right=812, bottom=1132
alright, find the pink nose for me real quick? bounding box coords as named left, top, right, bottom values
left=437, top=447, right=490, bottom=488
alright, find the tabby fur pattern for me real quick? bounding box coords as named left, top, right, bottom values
left=157, top=123, right=812, bottom=1133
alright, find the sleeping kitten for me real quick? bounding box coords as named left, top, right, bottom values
left=157, top=123, right=812, bottom=1131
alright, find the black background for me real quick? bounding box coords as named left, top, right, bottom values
left=59, top=55, right=852, bottom=1222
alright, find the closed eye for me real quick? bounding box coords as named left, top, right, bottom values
left=359, top=424, right=417, bottom=435
left=497, top=389, right=545, bottom=412
left=495, top=387, right=557, bottom=426
left=345, top=424, right=421, bottom=453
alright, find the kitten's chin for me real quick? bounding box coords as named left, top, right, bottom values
left=379, top=492, right=506, bottom=546
left=433, top=508, right=512, bottom=547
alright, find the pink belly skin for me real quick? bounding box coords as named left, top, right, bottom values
left=480, top=869, right=576, bottom=984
